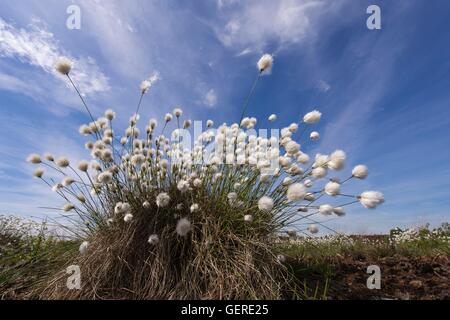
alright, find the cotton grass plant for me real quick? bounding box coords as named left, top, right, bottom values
left=27, top=54, right=384, bottom=299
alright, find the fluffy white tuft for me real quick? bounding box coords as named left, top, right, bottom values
left=287, top=183, right=306, bottom=202
left=257, top=53, right=273, bottom=72
left=319, top=204, right=333, bottom=215
left=176, top=218, right=192, bottom=236
left=55, top=57, right=73, bottom=75
left=148, top=234, right=160, bottom=245
left=258, top=196, right=274, bottom=212
left=352, top=165, right=369, bottom=179
left=27, top=154, right=41, bottom=164
left=79, top=241, right=89, bottom=255
left=308, top=224, right=319, bottom=234
left=156, top=192, right=171, bottom=208
left=324, top=181, right=340, bottom=196
left=124, top=213, right=134, bottom=223
left=360, top=191, right=385, bottom=209
left=303, top=110, right=322, bottom=124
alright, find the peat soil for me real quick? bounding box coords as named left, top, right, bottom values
left=294, top=254, right=450, bottom=300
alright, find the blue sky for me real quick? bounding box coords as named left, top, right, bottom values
left=0, top=0, right=449, bottom=233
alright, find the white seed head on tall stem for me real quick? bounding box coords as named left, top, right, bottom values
left=33, top=168, right=45, bottom=178
left=257, top=53, right=273, bottom=72
left=176, top=218, right=191, bottom=236
left=27, top=154, right=41, bottom=164
left=55, top=57, right=73, bottom=75
left=359, top=191, right=385, bottom=209
left=79, top=241, right=89, bottom=254
left=303, top=110, right=322, bottom=124
left=258, top=196, right=274, bottom=212
left=352, top=165, right=369, bottom=179
left=287, top=183, right=306, bottom=202
left=56, top=157, right=70, bottom=168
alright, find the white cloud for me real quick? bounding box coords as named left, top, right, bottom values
left=236, top=48, right=253, bottom=57
left=215, top=0, right=325, bottom=52
left=203, top=89, right=218, bottom=107
left=0, top=18, right=109, bottom=96
left=317, top=80, right=331, bottom=92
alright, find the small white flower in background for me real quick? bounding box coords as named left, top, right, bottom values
left=143, top=201, right=151, bottom=209
left=258, top=196, right=274, bottom=212
left=173, top=108, right=183, bottom=118
left=303, top=110, right=322, bottom=124
left=333, top=207, right=346, bottom=216
left=52, top=183, right=63, bottom=192
left=352, top=165, right=369, bottom=179
left=55, top=57, right=72, bottom=75
left=287, top=183, right=306, bottom=202
left=285, top=140, right=300, bottom=155
left=183, top=120, right=192, bottom=129
left=156, top=192, right=170, bottom=208
left=308, top=224, right=319, bottom=234
left=176, top=218, right=191, bottom=236
left=328, top=150, right=346, bottom=171
left=44, top=153, right=54, bottom=162
left=268, top=114, right=277, bottom=122
left=312, top=167, right=327, bottom=178
left=140, top=80, right=151, bottom=94
left=124, top=213, right=134, bottom=223
left=193, top=178, right=202, bottom=188
left=79, top=241, right=89, bottom=255
left=164, top=113, right=173, bottom=122
left=207, top=120, right=214, bottom=128
left=310, top=131, right=320, bottom=141
left=359, top=191, right=385, bottom=209
left=257, top=53, right=273, bottom=72
left=324, top=181, right=340, bottom=196
left=177, top=180, right=189, bottom=193
left=190, top=203, right=199, bottom=213
left=148, top=234, right=160, bottom=245
left=33, top=168, right=45, bottom=178
left=282, top=177, right=293, bottom=186
left=105, top=109, right=116, bottom=121
left=62, top=177, right=75, bottom=187
left=288, top=123, right=298, bottom=133
left=297, top=153, right=310, bottom=164
left=227, top=192, right=238, bottom=204
left=27, top=154, right=41, bottom=164
left=63, top=203, right=75, bottom=212
left=79, top=124, right=91, bottom=135
left=114, top=202, right=123, bottom=214
left=97, top=171, right=113, bottom=184
left=277, top=254, right=286, bottom=263
left=303, top=179, right=313, bottom=188
left=319, top=204, right=333, bottom=215
left=76, top=194, right=86, bottom=203
left=56, top=157, right=70, bottom=168
left=244, top=214, right=253, bottom=222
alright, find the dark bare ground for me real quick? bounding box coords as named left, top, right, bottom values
left=290, top=253, right=450, bottom=300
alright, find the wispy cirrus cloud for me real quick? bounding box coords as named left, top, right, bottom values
left=214, top=0, right=338, bottom=53
left=0, top=17, right=109, bottom=95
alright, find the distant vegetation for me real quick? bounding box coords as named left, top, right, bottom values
left=1, top=215, right=448, bottom=300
